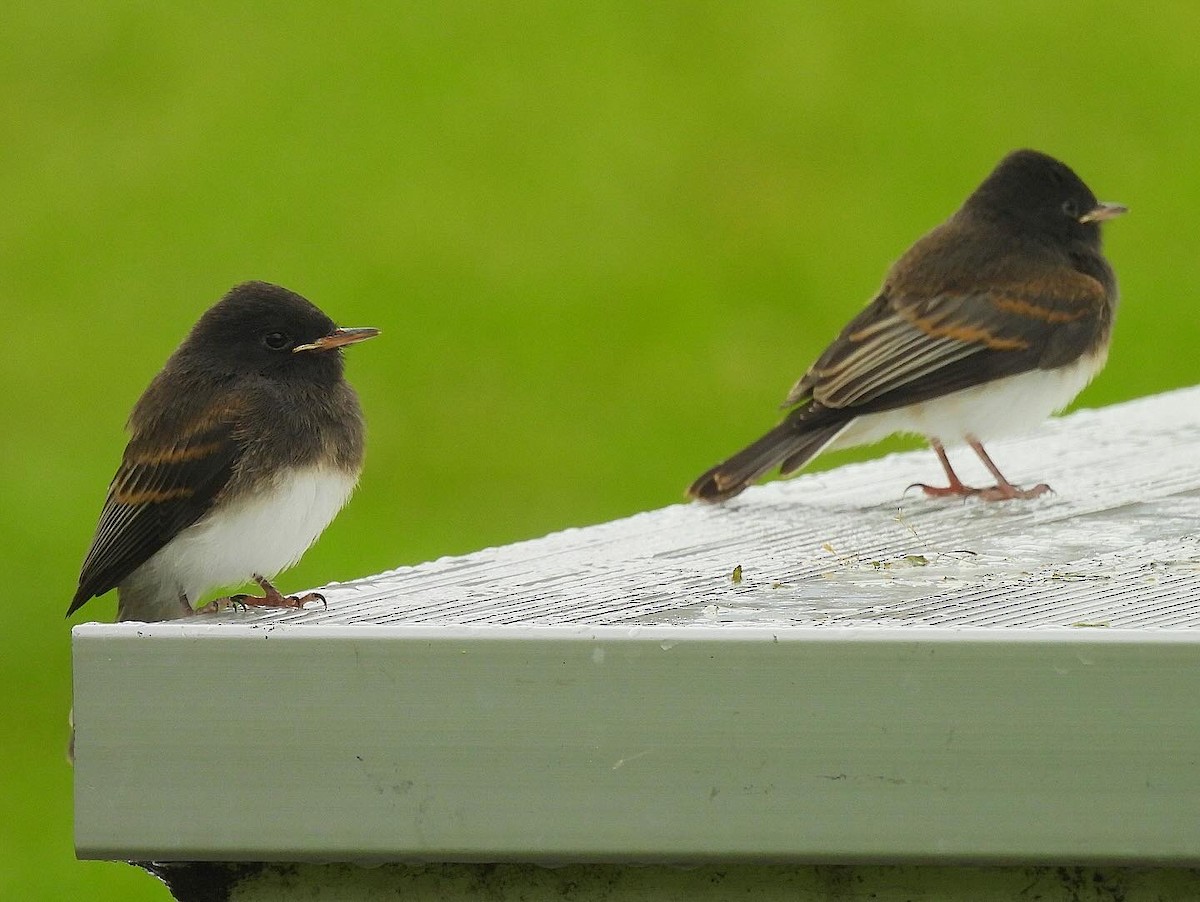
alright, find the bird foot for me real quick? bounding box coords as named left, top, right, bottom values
left=193, top=576, right=327, bottom=614
left=975, top=482, right=1053, bottom=502
left=907, top=481, right=1052, bottom=502
left=907, top=481, right=982, bottom=499
left=223, top=590, right=326, bottom=611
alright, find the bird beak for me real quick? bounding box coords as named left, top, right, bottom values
left=293, top=327, right=381, bottom=353
left=1078, top=202, right=1128, bottom=224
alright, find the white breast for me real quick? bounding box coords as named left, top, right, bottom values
left=139, top=466, right=359, bottom=607
left=831, top=351, right=1107, bottom=450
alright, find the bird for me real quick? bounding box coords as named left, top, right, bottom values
left=68, top=281, right=380, bottom=621
left=688, top=149, right=1125, bottom=504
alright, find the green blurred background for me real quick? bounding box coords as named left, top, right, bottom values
left=2, top=2, right=1194, bottom=897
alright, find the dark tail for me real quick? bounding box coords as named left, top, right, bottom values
left=687, top=417, right=849, bottom=503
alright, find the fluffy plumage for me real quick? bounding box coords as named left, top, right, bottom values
left=689, top=150, right=1125, bottom=503
left=69, top=281, right=377, bottom=621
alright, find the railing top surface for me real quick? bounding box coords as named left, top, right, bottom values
left=147, top=385, right=1200, bottom=633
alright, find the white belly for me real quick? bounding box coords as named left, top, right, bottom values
left=830, top=352, right=1106, bottom=450
left=138, top=465, right=358, bottom=606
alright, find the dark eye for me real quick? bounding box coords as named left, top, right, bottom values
left=262, top=331, right=290, bottom=351
left=1061, top=199, right=1080, bottom=219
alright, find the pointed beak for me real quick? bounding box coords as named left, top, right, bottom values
left=1078, top=202, right=1128, bottom=224
left=293, top=327, right=381, bottom=353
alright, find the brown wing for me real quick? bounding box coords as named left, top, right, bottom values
left=784, top=268, right=1109, bottom=414
left=68, top=406, right=242, bottom=615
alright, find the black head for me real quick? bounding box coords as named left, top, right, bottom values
left=178, top=282, right=379, bottom=382
left=964, top=149, right=1126, bottom=247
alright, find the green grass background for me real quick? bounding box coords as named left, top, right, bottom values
left=2, top=3, right=1194, bottom=897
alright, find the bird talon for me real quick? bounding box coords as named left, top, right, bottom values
left=194, top=587, right=318, bottom=614
left=271, top=591, right=325, bottom=609
left=234, top=591, right=301, bottom=609
left=977, top=482, right=1054, bottom=502
left=211, top=577, right=327, bottom=611
left=909, top=481, right=981, bottom=499
left=309, top=592, right=329, bottom=610
left=194, top=595, right=249, bottom=614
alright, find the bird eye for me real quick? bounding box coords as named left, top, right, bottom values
left=1061, top=199, right=1080, bottom=219
left=262, top=331, right=290, bottom=351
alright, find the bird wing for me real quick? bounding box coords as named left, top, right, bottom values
left=68, top=403, right=243, bottom=615
left=784, top=269, right=1109, bottom=412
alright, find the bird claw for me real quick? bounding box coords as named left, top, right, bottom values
left=192, top=580, right=327, bottom=615
left=976, top=482, right=1053, bottom=502
left=191, top=596, right=248, bottom=615
left=293, top=591, right=328, bottom=610
left=219, top=590, right=325, bottom=610
left=906, top=481, right=981, bottom=499
left=906, top=480, right=1053, bottom=502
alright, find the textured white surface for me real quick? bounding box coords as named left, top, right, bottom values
left=214, top=385, right=1200, bottom=631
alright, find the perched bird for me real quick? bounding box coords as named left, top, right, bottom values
left=68, top=281, right=379, bottom=621
left=688, top=149, right=1125, bottom=503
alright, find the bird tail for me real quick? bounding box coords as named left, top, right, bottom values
left=687, top=417, right=849, bottom=503
left=65, top=588, right=91, bottom=618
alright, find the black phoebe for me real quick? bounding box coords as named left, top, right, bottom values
left=689, top=149, right=1125, bottom=503
left=68, top=281, right=379, bottom=621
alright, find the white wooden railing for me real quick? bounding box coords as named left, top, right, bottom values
left=72, top=387, right=1200, bottom=901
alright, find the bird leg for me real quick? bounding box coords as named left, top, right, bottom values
left=908, top=440, right=983, bottom=498
left=968, top=440, right=1052, bottom=501
left=909, top=440, right=1052, bottom=502
left=194, top=575, right=327, bottom=614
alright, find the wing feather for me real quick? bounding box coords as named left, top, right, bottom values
left=784, top=269, right=1108, bottom=414
left=68, top=407, right=242, bottom=615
